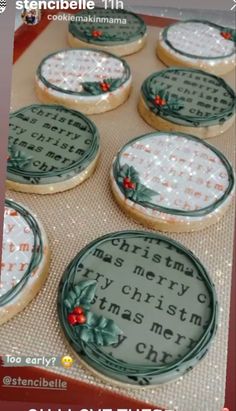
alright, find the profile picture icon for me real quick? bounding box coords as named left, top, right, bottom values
left=21, top=7, right=41, bottom=25
left=0, top=0, right=6, bottom=15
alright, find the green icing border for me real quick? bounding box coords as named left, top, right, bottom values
left=162, top=19, right=236, bottom=60
left=7, top=104, right=100, bottom=185
left=69, top=8, right=147, bottom=45
left=113, top=131, right=235, bottom=217
left=58, top=231, right=218, bottom=386
left=0, top=199, right=43, bottom=307
left=37, top=48, right=131, bottom=97
left=141, top=68, right=236, bottom=126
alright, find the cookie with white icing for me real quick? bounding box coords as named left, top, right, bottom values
left=35, top=49, right=132, bottom=115
left=157, top=20, right=236, bottom=76
left=68, top=8, right=147, bottom=56
left=6, top=104, right=100, bottom=194
left=138, top=68, right=236, bottom=139
left=0, top=200, right=50, bottom=325
left=58, top=230, right=218, bottom=386
left=111, top=132, right=235, bottom=232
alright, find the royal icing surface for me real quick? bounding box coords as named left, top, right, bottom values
left=162, top=21, right=235, bottom=59
left=112, top=132, right=235, bottom=221
left=37, top=49, right=131, bottom=101
left=0, top=206, right=34, bottom=298
left=7, top=104, right=99, bottom=186
left=69, top=8, right=147, bottom=45
left=141, top=68, right=236, bottom=127
left=58, top=231, right=218, bottom=385
left=0, top=201, right=44, bottom=306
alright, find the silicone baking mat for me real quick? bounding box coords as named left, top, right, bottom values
left=1, top=14, right=235, bottom=411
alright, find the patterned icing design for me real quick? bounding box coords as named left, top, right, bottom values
left=141, top=68, right=236, bottom=126
left=7, top=105, right=99, bottom=185
left=112, top=132, right=235, bottom=218
left=37, top=49, right=131, bottom=98
left=69, top=8, right=147, bottom=45
left=58, top=231, right=218, bottom=385
left=0, top=200, right=43, bottom=306
left=162, top=20, right=235, bottom=59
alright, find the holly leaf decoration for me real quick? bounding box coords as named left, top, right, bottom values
left=64, top=280, right=97, bottom=311
left=130, top=183, right=158, bottom=202
left=117, top=164, right=140, bottom=185
left=76, top=311, right=123, bottom=346
left=82, top=78, right=124, bottom=95
left=65, top=280, right=123, bottom=346
left=149, top=86, right=184, bottom=115
left=22, top=176, right=41, bottom=185
left=117, top=164, right=159, bottom=204
left=82, top=82, right=103, bottom=96
left=83, top=30, right=117, bottom=42
left=7, top=145, right=32, bottom=169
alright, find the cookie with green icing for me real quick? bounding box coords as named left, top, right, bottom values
left=7, top=104, right=100, bottom=194
left=68, top=8, right=147, bottom=56
left=35, top=49, right=132, bottom=115
left=111, top=131, right=235, bottom=232
left=139, top=68, right=236, bottom=139
left=58, top=230, right=218, bottom=386
left=0, top=199, right=50, bottom=325
left=157, top=20, right=236, bottom=76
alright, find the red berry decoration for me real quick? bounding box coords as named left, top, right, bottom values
left=100, top=81, right=110, bottom=92
left=129, top=182, right=136, bottom=190
left=73, top=306, right=84, bottom=315
left=221, top=31, right=232, bottom=40
left=123, top=177, right=130, bottom=189
left=67, top=314, right=78, bottom=326
left=123, top=177, right=136, bottom=190
left=76, top=314, right=87, bottom=325
left=154, top=95, right=166, bottom=106
left=92, top=30, right=103, bottom=38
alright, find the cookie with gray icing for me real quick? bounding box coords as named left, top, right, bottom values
left=35, top=49, right=132, bottom=114
left=68, top=8, right=147, bottom=56
left=0, top=199, right=50, bottom=325
left=157, top=20, right=236, bottom=76
left=58, top=230, right=218, bottom=386
left=111, top=131, right=235, bottom=232
left=138, top=68, right=236, bottom=139
left=7, top=104, right=100, bottom=194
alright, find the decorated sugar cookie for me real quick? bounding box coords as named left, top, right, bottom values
left=35, top=49, right=132, bottom=114
left=157, top=20, right=236, bottom=76
left=139, top=68, right=236, bottom=139
left=68, top=8, right=147, bottom=56
left=58, top=231, right=218, bottom=386
left=111, top=132, right=235, bottom=232
left=0, top=200, right=50, bottom=325
left=6, top=104, right=100, bottom=194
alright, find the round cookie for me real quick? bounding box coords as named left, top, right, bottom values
left=138, top=68, right=236, bottom=139
left=0, top=199, right=50, bottom=325
left=6, top=104, right=100, bottom=194
left=35, top=49, right=132, bottom=115
left=58, top=230, right=218, bottom=387
left=68, top=8, right=147, bottom=56
left=157, top=20, right=236, bottom=76
left=111, top=132, right=235, bottom=232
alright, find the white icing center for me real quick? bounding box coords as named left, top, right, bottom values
left=166, top=22, right=234, bottom=58
left=0, top=206, right=35, bottom=297
left=40, top=49, right=127, bottom=93
left=119, top=134, right=230, bottom=212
